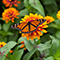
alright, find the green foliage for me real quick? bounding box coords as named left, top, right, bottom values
left=29, top=0, right=45, bottom=16
left=43, top=56, right=54, bottom=60
left=0, top=24, right=2, bottom=30
left=49, top=36, right=59, bottom=56
left=13, top=49, right=24, bottom=60
left=1, top=41, right=17, bottom=53
left=20, top=9, right=29, bottom=17
left=3, top=23, right=11, bottom=32
left=0, top=0, right=60, bottom=60
left=18, top=37, right=34, bottom=51
left=23, top=48, right=37, bottom=60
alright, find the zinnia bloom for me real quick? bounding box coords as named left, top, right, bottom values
left=44, top=16, right=54, bottom=24
left=2, top=8, right=19, bottom=23
left=20, top=13, right=48, bottom=40
left=0, top=42, right=6, bottom=48
left=57, top=10, right=60, bottom=19
left=3, top=0, right=21, bottom=7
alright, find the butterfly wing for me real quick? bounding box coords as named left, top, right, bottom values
left=11, top=22, right=28, bottom=32
left=11, top=19, right=46, bottom=33
left=29, top=19, right=46, bottom=32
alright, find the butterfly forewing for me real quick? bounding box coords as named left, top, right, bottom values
left=30, top=20, right=41, bottom=26
left=30, top=24, right=36, bottom=32
left=22, top=25, right=29, bottom=33
left=11, top=19, right=46, bottom=33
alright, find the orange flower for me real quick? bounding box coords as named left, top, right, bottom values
left=6, top=54, right=8, bottom=57
left=2, top=0, right=21, bottom=7
left=0, top=42, right=6, bottom=48
left=20, top=41, right=24, bottom=44
left=57, top=10, right=60, bottom=19
left=2, top=8, right=19, bottom=23
left=20, top=44, right=25, bottom=48
left=20, top=41, right=26, bottom=50
left=20, top=13, right=48, bottom=40
left=24, top=48, right=26, bottom=50
left=9, top=50, right=13, bottom=53
left=44, top=16, right=54, bottom=24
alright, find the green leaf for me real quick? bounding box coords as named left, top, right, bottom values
left=14, top=44, right=23, bottom=52
left=40, top=34, right=50, bottom=43
left=47, top=27, right=56, bottom=34
left=0, top=35, right=7, bottom=42
left=29, top=0, right=45, bottom=16
left=18, top=37, right=25, bottom=43
left=55, top=20, right=60, bottom=28
left=5, top=57, right=9, bottom=60
left=8, top=32, right=18, bottom=41
left=7, top=53, right=14, bottom=60
left=33, top=57, right=40, bottom=60
left=44, top=0, right=55, bottom=4
left=0, top=24, right=1, bottom=30
left=49, top=36, right=60, bottom=56
left=56, top=30, right=60, bottom=39
left=1, top=41, right=17, bottom=55
left=23, top=48, right=37, bottom=60
left=54, top=44, right=60, bottom=60
left=20, top=9, right=29, bottom=17
left=24, top=39, right=34, bottom=51
left=0, top=55, right=5, bottom=60
left=49, top=23, right=59, bottom=29
left=24, top=0, right=31, bottom=8
left=18, top=37, right=34, bottom=51
left=45, top=2, right=58, bottom=13
left=0, top=30, right=13, bottom=36
left=55, top=19, right=60, bottom=24
left=3, top=23, right=11, bottom=32
left=0, top=17, right=2, bottom=20
left=43, top=56, right=54, bottom=60
left=37, top=40, right=51, bottom=52
left=17, top=0, right=24, bottom=10
left=36, top=39, right=41, bottom=45
left=7, top=32, right=13, bottom=35
left=13, top=49, right=24, bottom=60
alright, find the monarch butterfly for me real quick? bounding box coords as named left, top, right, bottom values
left=11, top=19, right=46, bottom=33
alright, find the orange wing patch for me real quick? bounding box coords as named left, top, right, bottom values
left=17, top=23, right=27, bottom=29
left=30, top=20, right=40, bottom=26
left=22, top=25, right=29, bottom=32
left=30, top=25, right=36, bottom=31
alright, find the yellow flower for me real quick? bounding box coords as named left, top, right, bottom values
left=44, top=16, right=54, bottom=24
left=20, top=13, right=48, bottom=40
left=2, top=8, right=19, bottom=23
left=2, top=0, right=21, bottom=7
left=57, top=10, right=60, bottom=19
left=0, top=42, right=6, bottom=48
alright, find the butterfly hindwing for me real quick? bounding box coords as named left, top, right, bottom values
left=11, top=19, right=46, bottom=33
left=11, top=22, right=27, bottom=31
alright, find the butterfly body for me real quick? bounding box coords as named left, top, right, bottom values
left=11, top=19, right=46, bottom=33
